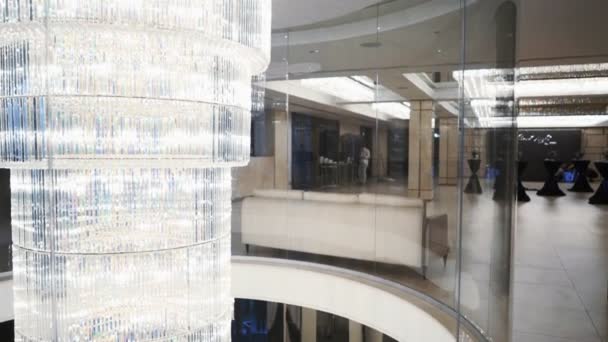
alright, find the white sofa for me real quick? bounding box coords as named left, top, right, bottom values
left=239, top=189, right=449, bottom=275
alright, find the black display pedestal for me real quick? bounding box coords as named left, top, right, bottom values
left=537, top=160, right=566, bottom=197
left=589, top=161, right=608, bottom=205
left=517, top=161, right=531, bottom=202
left=464, top=159, right=482, bottom=194
left=569, top=160, right=594, bottom=193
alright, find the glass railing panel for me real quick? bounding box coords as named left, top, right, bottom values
left=457, top=1, right=518, bottom=341
left=232, top=0, right=468, bottom=339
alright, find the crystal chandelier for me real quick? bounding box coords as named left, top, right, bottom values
left=0, top=1, right=271, bottom=340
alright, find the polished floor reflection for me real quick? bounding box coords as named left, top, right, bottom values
left=513, top=184, right=607, bottom=342
left=233, top=181, right=607, bottom=342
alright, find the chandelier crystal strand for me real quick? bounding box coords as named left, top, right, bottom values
left=0, top=0, right=271, bottom=341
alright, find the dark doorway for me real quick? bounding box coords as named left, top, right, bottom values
left=319, top=121, right=340, bottom=162
left=292, top=114, right=314, bottom=189
left=317, top=311, right=349, bottom=342
left=292, top=113, right=340, bottom=190
left=360, top=126, right=373, bottom=179
left=387, top=126, right=408, bottom=179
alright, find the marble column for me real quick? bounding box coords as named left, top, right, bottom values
left=273, top=109, right=290, bottom=189
left=408, top=101, right=435, bottom=199
left=439, top=118, right=459, bottom=186
left=301, top=308, right=317, bottom=342
left=348, top=321, right=363, bottom=342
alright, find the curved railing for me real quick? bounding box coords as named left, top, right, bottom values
left=0, top=256, right=490, bottom=342
left=232, top=256, right=489, bottom=342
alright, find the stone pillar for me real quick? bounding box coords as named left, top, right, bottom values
left=439, top=118, right=459, bottom=185
left=301, top=308, right=317, bottom=342
left=582, top=128, right=608, bottom=173
left=408, top=100, right=435, bottom=199
left=348, top=321, right=363, bottom=342
left=273, top=109, right=290, bottom=189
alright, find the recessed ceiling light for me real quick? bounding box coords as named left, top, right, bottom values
left=309, top=49, right=320, bottom=54
left=298, top=77, right=409, bottom=119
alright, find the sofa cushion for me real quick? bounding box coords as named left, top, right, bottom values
left=303, top=191, right=358, bottom=204
left=358, top=193, right=423, bottom=207
left=253, top=189, right=303, bottom=200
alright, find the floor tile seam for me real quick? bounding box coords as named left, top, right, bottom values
left=588, top=309, right=608, bottom=339
left=512, top=298, right=589, bottom=313
left=583, top=310, right=603, bottom=341
left=514, top=317, right=599, bottom=338
left=553, top=246, right=579, bottom=290
left=512, top=329, right=600, bottom=342
left=513, top=279, right=575, bottom=289
left=513, top=262, right=566, bottom=270
left=513, top=330, right=604, bottom=342
left=556, top=248, right=603, bottom=339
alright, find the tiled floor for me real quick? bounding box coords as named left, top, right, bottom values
left=513, top=184, right=607, bottom=342
left=234, top=180, right=607, bottom=342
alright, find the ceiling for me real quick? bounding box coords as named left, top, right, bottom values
left=266, top=0, right=608, bottom=126
left=271, top=0, right=380, bottom=30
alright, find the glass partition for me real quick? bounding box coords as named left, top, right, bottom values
left=0, top=1, right=605, bottom=341
left=512, top=2, right=608, bottom=342
left=232, top=0, right=471, bottom=339
left=232, top=1, right=608, bottom=341
left=457, top=1, right=517, bottom=341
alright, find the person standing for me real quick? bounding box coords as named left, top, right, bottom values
left=359, top=146, right=371, bottom=185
